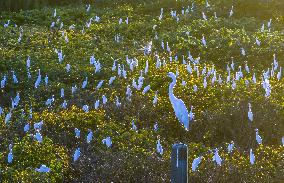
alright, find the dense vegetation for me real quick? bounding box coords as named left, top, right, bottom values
left=0, top=0, right=284, bottom=182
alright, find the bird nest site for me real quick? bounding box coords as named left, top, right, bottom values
left=0, top=0, right=284, bottom=182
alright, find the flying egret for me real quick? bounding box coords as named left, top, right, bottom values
left=156, top=139, right=163, bottom=155
left=168, top=72, right=189, bottom=130
left=73, top=148, right=81, bottom=162
left=250, top=149, right=255, bottom=165
left=192, top=156, right=202, bottom=171
left=212, top=148, right=222, bottom=166
left=36, top=165, right=50, bottom=173
left=255, top=129, right=262, bottom=145
left=102, top=137, right=112, bottom=148
left=86, top=130, right=93, bottom=143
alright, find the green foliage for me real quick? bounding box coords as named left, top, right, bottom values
left=0, top=0, right=284, bottom=182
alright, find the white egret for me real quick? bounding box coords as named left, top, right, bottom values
left=96, top=80, right=104, bottom=90
left=212, top=148, right=222, bottom=166
left=202, top=12, right=207, bottom=21
left=282, top=137, right=284, bottom=146
left=201, top=36, right=207, bottom=47
left=248, top=103, right=253, bottom=122
left=94, top=100, right=100, bottom=109
left=75, top=128, right=80, bottom=138
left=36, top=165, right=50, bottom=173
left=116, top=96, right=121, bottom=108
left=44, top=74, right=48, bottom=86
left=132, top=120, right=138, bottom=132
left=227, top=141, right=234, bottom=153
left=86, top=130, right=93, bottom=143
left=5, top=111, right=12, bottom=124
left=192, top=156, right=202, bottom=171
left=153, top=91, right=158, bottom=106
left=35, top=132, right=43, bottom=143
left=108, top=76, right=116, bottom=85
left=156, top=139, right=163, bottom=155
left=168, top=72, right=189, bottom=130
left=250, top=149, right=255, bottom=165
left=45, top=95, right=55, bottom=106
left=102, top=95, right=107, bottom=104
left=34, top=69, right=41, bottom=88
left=82, top=77, right=88, bottom=89
left=8, top=144, right=13, bottom=163
left=142, top=85, right=150, bottom=95
left=255, top=129, right=262, bottom=145
left=66, top=64, right=71, bottom=72
left=256, top=38, right=261, bottom=46
left=12, top=71, right=18, bottom=84
left=241, top=48, right=246, bottom=56
left=277, top=67, right=282, bottom=80
left=229, top=6, right=234, bottom=17
left=73, top=148, right=81, bottom=162
left=34, top=120, right=43, bottom=131
left=24, top=123, right=30, bottom=132
left=82, top=105, right=89, bottom=113
left=102, top=137, right=112, bottom=148
left=154, top=122, right=158, bottom=131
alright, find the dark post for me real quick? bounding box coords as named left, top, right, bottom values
left=171, top=143, right=188, bottom=183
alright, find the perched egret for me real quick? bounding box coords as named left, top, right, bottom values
left=156, top=139, right=163, bottom=155
left=213, top=148, right=222, bottom=166
left=8, top=144, right=13, bottom=163
left=154, top=122, right=158, bottom=131
left=73, top=148, right=81, bottom=162
left=24, top=123, right=30, bottom=132
left=132, top=120, right=138, bottom=132
left=142, top=85, right=150, bottom=95
left=153, top=91, right=158, bottom=106
left=255, top=129, right=262, bottom=145
left=5, top=111, right=12, bottom=124
left=250, top=149, right=255, bottom=165
left=168, top=72, right=189, bottom=130
left=108, top=76, right=116, bottom=85
left=75, top=128, right=80, bottom=138
left=192, top=156, right=202, bottom=171
left=86, top=130, right=93, bottom=143
left=34, top=121, right=44, bottom=131
left=36, top=165, right=50, bottom=173
left=82, top=77, right=88, bottom=89
left=227, top=141, right=234, bottom=153
left=35, top=132, right=43, bottom=143
left=248, top=103, right=253, bottom=122
left=102, top=137, right=112, bottom=148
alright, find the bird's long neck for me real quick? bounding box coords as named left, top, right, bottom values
left=169, top=78, right=176, bottom=99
